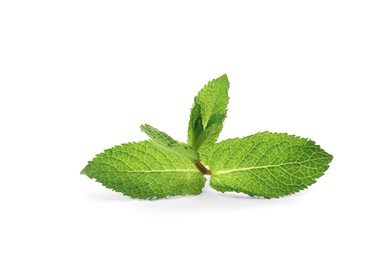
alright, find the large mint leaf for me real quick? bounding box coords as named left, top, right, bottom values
left=207, top=132, right=333, bottom=198
left=140, top=124, right=199, bottom=162
left=187, top=74, right=229, bottom=162
left=81, top=141, right=206, bottom=199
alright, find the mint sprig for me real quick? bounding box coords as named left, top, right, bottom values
left=81, top=74, right=333, bottom=199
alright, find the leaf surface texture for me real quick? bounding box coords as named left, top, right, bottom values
left=207, top=132, right=333, bottom=198
left=82, top=141, right=206, bottom=199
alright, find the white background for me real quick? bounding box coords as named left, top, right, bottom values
left=1, top=1, right=389, bottom=259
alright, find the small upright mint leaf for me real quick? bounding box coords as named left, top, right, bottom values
left=207, top=132, right=333, bottom=198
left=140, top=124, right=199, bottom=162
left=187, top=74, right=229, bottom=161
left=196, top=74, right=229, bottom=128
left=81, top=140, right=206, bottom=199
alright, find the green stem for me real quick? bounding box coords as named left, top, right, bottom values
left=194, top=161, right=210, bottom=175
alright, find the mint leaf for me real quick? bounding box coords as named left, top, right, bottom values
left=187, top=74, right=229, bottom=161
left=140, top=124, right=199, bottom=162
left=81, top=140, right=206, bottom=199
left=207, top=132, right=333, bottom=198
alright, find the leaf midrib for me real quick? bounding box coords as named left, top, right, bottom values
left=83, top=168, right=200, bottom=174
left=211, top=157, right=330, bottom=175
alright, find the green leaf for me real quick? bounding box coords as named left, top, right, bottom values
left=187, top=74, right=229, bottom=161
left=140, top=124, right=199, bottom=162
left=81, top=141, right=206, bottom=199
left=207, top=132, right=333, bottom=198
